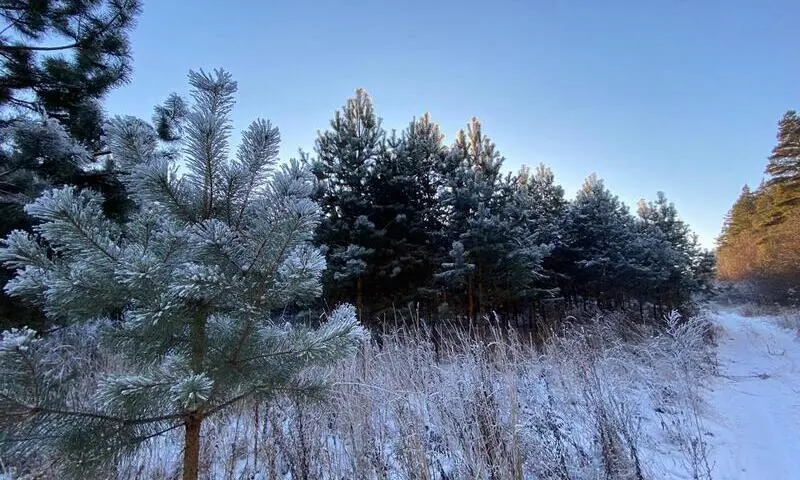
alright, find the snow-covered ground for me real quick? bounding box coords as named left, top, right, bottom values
left=705, top=308, right=800, bottom=480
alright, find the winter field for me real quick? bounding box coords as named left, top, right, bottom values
left=6, top=304, right=797, bottom=479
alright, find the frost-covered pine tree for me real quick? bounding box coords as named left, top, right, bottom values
left=559, top=174, right=636, bottom=306
left=0, top=69, right=365, bottom=479
left=497, top=170, right=557, bottom=306
left=635, top=191, right=707, bottom=309
left=513, top=163, right=567, bottom=242
left=367, top=113, right=447, bottom=309
left=508, top=164, right=567, bottom=301
left=1, top=1, right=143, bottom=330
left=312, top=89, right=384, bottom=318
left=437, top=118, right=510, bottom=318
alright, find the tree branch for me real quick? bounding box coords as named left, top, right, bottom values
left=63, top=213, right=119, bottom=261
left=203, top=389, right=256, bottom=418
left=0, top=40, right=81, bottom=52
left=3, top=402, right=184, bottom=426
left=199, top=383, right=314, bottom=420
left=6, top=96, right=40, bottom=112
left=227, top=316, right=254, bottom=367
left=0, top=5, right=128, bottom=53
left=231, top=337, right=329, bottom=367
left=128, top=422, right=184, bottom=444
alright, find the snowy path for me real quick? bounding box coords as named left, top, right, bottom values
left=705, top=309, right=800, bottom=479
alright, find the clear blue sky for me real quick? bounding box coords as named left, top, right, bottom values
left=105, top=0, right=799, bottom=249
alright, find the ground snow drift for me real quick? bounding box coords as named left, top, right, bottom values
left=705, top=308, right=800, bottom=480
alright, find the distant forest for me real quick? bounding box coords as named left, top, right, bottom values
left=717, top=111, right=800, bottom=302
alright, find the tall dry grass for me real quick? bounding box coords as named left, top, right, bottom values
left=3, top=311, right=717, bottom=480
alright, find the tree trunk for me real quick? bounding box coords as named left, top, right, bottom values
left=253, top=403, right=259, bottom=473
left=468, top=274, right=475, bottom=323
left=539, top=301, right=546, bottom=327
left=477, top=265, right=484, bottom=319
left=356, top=276, right=364, bottom=323
left=184, top=313, right=207, bottom=480
left=182, top=414, right=203, bottom=480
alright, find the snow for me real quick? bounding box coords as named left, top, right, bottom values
left=705, top=308, right=800, bottom=480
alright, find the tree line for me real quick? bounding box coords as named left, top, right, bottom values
left=312, top=89, right=714, bottom=325
left=716, top=111, right=800, bottom=300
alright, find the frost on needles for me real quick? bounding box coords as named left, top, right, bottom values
left=0, top=69, right=366, bottom=479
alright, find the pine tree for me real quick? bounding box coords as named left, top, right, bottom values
left=0, top=0, right=141, bottom=195
left=691, top=249, right=716, bottom=294
left=717, top=109, right=800, bottom=294
left=312, top=89, right=384, bottom=319
left=0, top=0, right=142, bottom=328
left=514, top=163, right=567, bottom=236
left=716, top=185, right=760, bottom=281
left=765, top=111, right=800, bottom=206
left=436, top=240, right=475, bottom=315
left=625, top=222, right=673, bottom=310
left=1, top=0, right=140, bottom=145
left=437, top=118, right=510, bottom=318
left=511, top=164, right=567, bottom=296
left=366, top=114, right=446, bottom=310
left=440, top=119, right=504, bottom=236
left=558, top=174, right=636, bottom=308
left=718, top=185, right=756, bottom=245
left=635, top=192, right=702, bottom=309
left=758, top=111, right=800, bottom=285
left=493, top=174, right=553, bottom=313
left=0, top=70, right=365, bottom=479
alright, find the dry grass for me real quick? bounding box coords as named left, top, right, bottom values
left=3, top=311, right=718, bottom=480
left=769, top=311, right=800, bottom=337
left=731, top=299, right=800, bottom=337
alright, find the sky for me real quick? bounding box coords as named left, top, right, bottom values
left=104, top=0, right=799, bottom=249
